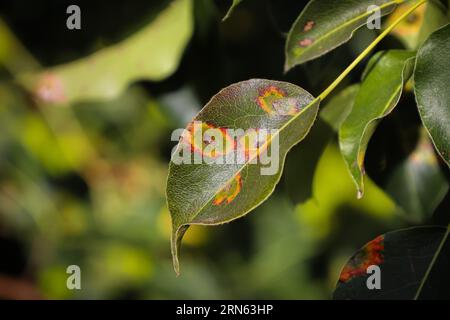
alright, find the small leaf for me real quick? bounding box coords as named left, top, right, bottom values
left=339, top=50, right=416, bottom=197
left=285, top=0, right=400, bottom=71
left=222, top=0, right=243, bottom=21
left=18, top=0, right=193, bottom=104
left=385, top=130, right=449, bottom=223
left=167, top=79, right=320, bottom=274
left=334, top=226, right=450, bottom=299
left=414, top=23, right=450, bottom=166
left=285, top=84, right=360, bottom=204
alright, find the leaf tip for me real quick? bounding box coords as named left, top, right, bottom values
left=283, top=61, right=293, bottom=74
left=171, top=224, right=189, bottom=276
left=356, top=189, right=364, bottom=199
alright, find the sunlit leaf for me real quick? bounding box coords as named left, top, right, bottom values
left=414, top=23, right=450, bottom=166
left=334, top=226, right=450, bottom=299
left=339, top=50, right=416, bottom=197
left=285, top=84, right=359, bottom=204
left=388, top=1, right=448, bottom=49
left=167, top=79, right=320, bottom=274
left=18, top=0, right=193, bottom=104
left=285, top=0, right=400, bottom=71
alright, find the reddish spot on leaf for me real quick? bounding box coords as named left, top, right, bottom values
left=339, top=235, right=384, bottom=283
left=35, top=73, right=66, bottom=104
left=256, top=86, right=287, bottom=114
left=304, top=21, right=315, bottom=31
left=182, top=121, right=235, bottom=158
left=298, top=38, right=314, bottom=47
left=213, top=174, right=243, bottom=205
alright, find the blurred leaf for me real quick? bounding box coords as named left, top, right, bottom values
left=388, top=0, right=448, bottom=49
left=18, top=0, right=193, bottom=104
left=0, top=19, right=39, bottom=74
left=414, top=23, right=450, bottom=166
left=297, top=144, right=396, bottom=241
left=339, top=50, right=415, bottom=197
left=417, top=1, right=449, bottom=45
left=285, top=0, right=399, bottom=70
left=285, top=84, right=359, bottom=204
left=333, top=226, right=450, bottom=299
left=385, top=130, right=449, bottom=222
left=167, top=79, right=319, bottom=274
left=222, top=0, right=243, bottom=21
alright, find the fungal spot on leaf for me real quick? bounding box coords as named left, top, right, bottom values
left=303, top=21, right=315, bottom=31
left=272, top=97, right=302, bottom=116
left=236, top=128, right=273, bottom=161
left=256, top=86, right=287, bottom=114
left=35, top=73, right=66, bottom=103
left=298, top=38, right=313, bottom=47
left=182, top=121, right=235, bottom=158
left=213, top=174, right=242, bottom=205
left=339, top=235, right=384, bottom=283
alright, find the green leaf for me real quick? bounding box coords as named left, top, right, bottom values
left=222, top=0, right=243, bottom=21
left=333, top=226, right=450, bottom=299
left=414, top=23, right=450, bottom=166
left=339, top=50, right=416, bottom=197
left=167, top=79, right=320, bottom=274
left=18, top=0, right=193, bottom=104
left=285, top=0, right=400, bottom=71
left=320, top=84, right=360, bottom=131
left=285, top=84, right=360, bottom=204
left=385, top=130, right=449, bottom=223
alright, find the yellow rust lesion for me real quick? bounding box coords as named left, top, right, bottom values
left=213, top=174, right=242, bottom=206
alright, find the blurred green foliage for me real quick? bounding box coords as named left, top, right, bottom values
left=0, top=0, right=448, bottom=299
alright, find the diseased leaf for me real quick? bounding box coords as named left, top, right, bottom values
left=167, top=79, right=320, bottom=274
left=385, top=130, right=449, bottom=223
left=339, top=50, right=416, bottom=197
left=222, top=0, right=243, bottom=21
left=334, top=226, right=450, bottom=299
left=387, top=0, right=448, bottom=49
left=285, top=0, right=400, bottom=71
left=285, top=84, right=360, bottom=204
left=414, top=23, right=450, bottom=166
left=18, top=0, right=193, bottom=104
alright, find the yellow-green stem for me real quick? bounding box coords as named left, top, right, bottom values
left=318, top=0, right=428, bottom=101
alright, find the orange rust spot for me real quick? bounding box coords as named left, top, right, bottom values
left=304, top=21, right=315, bottom=31
left=213, top=174, right=242, bottom=205
left=339, top=235, right=384, bottom=283
left=35, top=73, right=66, bottom=103
left=299, top=38, right=313, bottom=47
left=181, top=121, right=235, bottom=158
left=236, top=129, right=272, bottom=160
left=256, top=86, right=287, bottom=114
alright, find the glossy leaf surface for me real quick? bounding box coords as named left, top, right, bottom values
left=414, top=23, right=450, bottom=166
left=339, top=50, right=415, bottom=197
left=285, top=0, right=400, bottom=70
